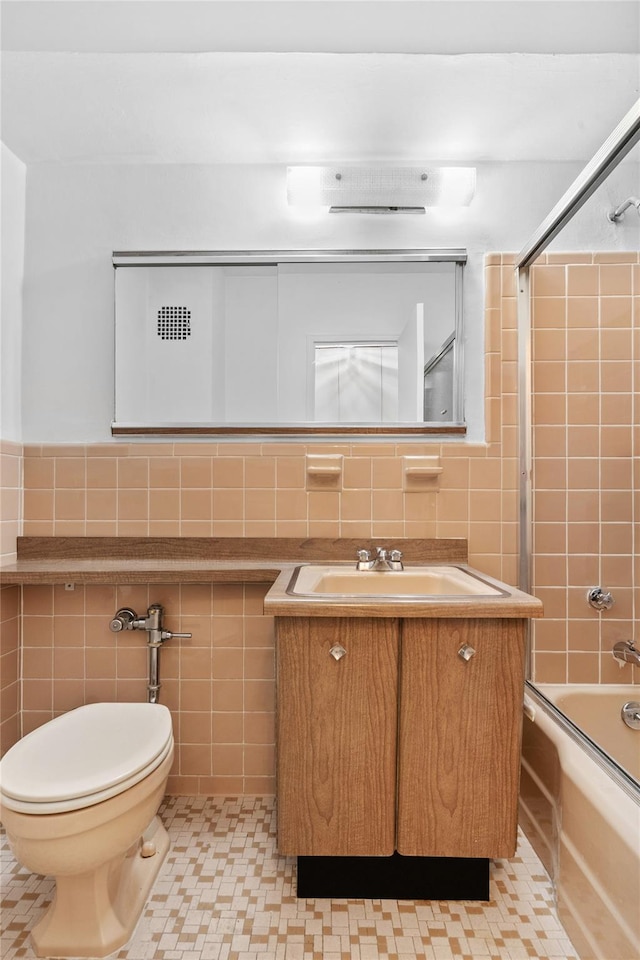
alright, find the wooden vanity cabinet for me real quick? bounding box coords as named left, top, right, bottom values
left=397, top=618, right=526, bottom=859
left=276, top=615, right=527, bottom=860
left=276, top=617, right=399, bottom=857
left=276, top=617, right=526, bottom=858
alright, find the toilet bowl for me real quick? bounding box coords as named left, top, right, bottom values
left=0, top=702, right=174, bottom=958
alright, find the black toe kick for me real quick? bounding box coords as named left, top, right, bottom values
left=296, top=853, right=490, bottom=901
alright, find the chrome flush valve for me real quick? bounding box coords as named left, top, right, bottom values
left=109, top=603, right=192, bottom=703
left=109, top=604, right=192, bottom=645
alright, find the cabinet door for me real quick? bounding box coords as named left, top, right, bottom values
left=397, top=618, right=526, bottom=859
left=276, top=617, right=399, bottom=857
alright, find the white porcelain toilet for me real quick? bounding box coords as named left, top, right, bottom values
left=0, top=702, right=174, bottom=958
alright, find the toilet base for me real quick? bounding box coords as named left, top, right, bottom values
left=31, top=816, right=169, bottom=958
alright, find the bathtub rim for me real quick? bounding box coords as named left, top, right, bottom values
left=524, top=680, right=640, bottom=805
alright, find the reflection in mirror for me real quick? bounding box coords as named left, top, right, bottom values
left=423, top=334, right=454, bottom=422
left=112, top=250, right=466, bottom=436
left=313, top=341, right=399, bottom=422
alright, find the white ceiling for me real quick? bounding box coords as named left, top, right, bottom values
left=3, top=1, right=640, bottom=55
left=1, top=1, right=639, bottom=166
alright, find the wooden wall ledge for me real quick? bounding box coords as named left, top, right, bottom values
left=0, top=537, right=468, bottom=587
left=2, top=538, right=543, bottom=619
left=15, top=537, right=468, bottom=563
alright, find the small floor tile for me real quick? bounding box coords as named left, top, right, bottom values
left=0, top=797, right=579, bottom=960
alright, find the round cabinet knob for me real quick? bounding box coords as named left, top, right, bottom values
left=330, top=643, right=347, bottom=661
left=458, top=643, right=476, bottom=662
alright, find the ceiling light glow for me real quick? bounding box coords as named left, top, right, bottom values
left=286, top=165, right=476, bottom=212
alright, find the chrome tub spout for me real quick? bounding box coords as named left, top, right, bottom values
left=612, top=640, right=640, bottom=667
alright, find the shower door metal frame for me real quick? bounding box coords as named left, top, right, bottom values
left=516, top=100, right=640, bottom=684
left=517, top=99, right=640, bottom=271
left=516, top=99, right=640, bottom=611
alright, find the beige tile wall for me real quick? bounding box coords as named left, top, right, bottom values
left=3, top=254, right=522, bottom=787
left=1, top=440, right=22, bottom=563
left=0, top=585, right=20, bottom=754
left=20, top=581, right=275, bottom=795
left=0, top=440, right=22, bottom=751
left=20, top=439, right=517, bottom=577
left=529, top=252, right=639, bottom=685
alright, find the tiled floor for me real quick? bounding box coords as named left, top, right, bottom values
left=1, top=796, right=579, bottom=960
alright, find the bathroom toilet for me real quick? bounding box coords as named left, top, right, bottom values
left=0, top=702, right=174, bottom=958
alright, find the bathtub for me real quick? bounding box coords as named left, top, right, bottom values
left=520, top=683, right=640, bottom=960
left=538, top=684, right=639, bottom=782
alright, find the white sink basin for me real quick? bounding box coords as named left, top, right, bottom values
left=287, top=564, right=504, bottom=598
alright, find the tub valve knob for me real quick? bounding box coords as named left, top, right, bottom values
left=621, top=701, right=640, bottom=730
left=587, top=587, right=614, bottom=611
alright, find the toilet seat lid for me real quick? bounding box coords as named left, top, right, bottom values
left=0, top=702, right=173, bottom=805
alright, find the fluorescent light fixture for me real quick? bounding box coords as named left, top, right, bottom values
left=286, top=165, right=476, bottom=213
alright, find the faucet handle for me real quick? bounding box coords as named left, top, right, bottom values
left=390, top=549, right=403, bottom=561
left=356, top=548, right=373, bottom=570
left=587, top=587, right=615, bottom=611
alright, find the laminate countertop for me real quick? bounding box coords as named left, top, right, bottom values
left=1, top=537, right=543, bottom=619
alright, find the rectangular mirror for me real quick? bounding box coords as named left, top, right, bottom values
left=112, top=249, right=466, bottom=437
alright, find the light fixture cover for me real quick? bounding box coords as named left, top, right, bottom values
left=287, top=166, right=476, bottom=210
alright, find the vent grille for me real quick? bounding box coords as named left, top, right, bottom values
left=157, top=306, right=192, bottom=340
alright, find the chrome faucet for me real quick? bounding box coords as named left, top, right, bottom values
left=356, top=547, right=404, bottom=571
left=110, top=603, right=192, bottom=703
left=587, top=586, right=615, bottom=611
left=612, top=640, right=640, bottom=667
